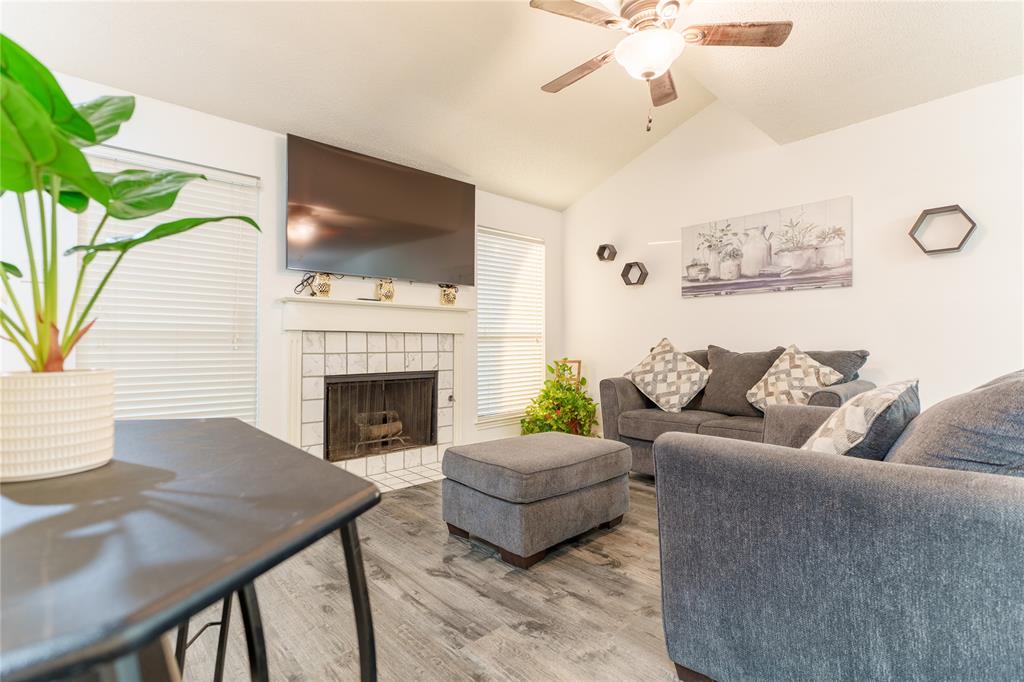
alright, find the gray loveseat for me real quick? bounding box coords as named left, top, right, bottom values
left=655, top=372, right=1024, bottom=681
left=600, top=346, right=875, bottom=475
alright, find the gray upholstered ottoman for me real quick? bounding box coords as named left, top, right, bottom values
left=441, top=432, right=631, bottom=568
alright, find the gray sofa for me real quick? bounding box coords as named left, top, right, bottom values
left=655, top=394, right=1024, bottom=681
left=600, top=347, right=875, bottom=475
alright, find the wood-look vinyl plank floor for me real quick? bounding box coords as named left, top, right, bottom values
left=178, top=477, right=675, bottom=681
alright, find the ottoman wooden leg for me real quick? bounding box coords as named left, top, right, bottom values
left=498, top=547, right=547, bottom=569
left=599, top=514, right=624, bottom=530
left=446, top=523, right=470, bottom=539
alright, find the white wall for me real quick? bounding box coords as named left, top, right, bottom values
left=563, top=76, right=1024, bottom=407
left=2, top=73, right=563, bottom=444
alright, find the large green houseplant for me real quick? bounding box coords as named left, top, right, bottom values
left=521, top=360, right=598, bottom=437
left=0, top=35, right=260, bottom=481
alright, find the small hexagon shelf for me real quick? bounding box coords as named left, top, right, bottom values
left=620, top=261, right=648, bottom=286
left=596, top=244, right=617, bottom=261
left=909, top=204, right=977, bottom=255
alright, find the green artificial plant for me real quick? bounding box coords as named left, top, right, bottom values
left=0, top=35, right=260, bottom=371
left=521, top=360, right=599, bottom=436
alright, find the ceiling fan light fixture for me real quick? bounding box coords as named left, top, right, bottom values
left=656, top=0, right=681, bottom=20
left=614, top=28, right=685, bottom=80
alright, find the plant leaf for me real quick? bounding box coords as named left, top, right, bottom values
left=71, top=95, right=134, bottom=147
left=66, top=215, right=260, bottom=256
left=1, top=261, right=23, bottom=277
left=100, top=169, right=205, bottom=220
left=0, top=34, right=95, bottom=142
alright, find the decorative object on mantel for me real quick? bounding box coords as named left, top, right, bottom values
left=596, top=244, right=617, bottom=261
left=681, top=196, right=852, bottom=298
left=909, top=205, right=977, bottom=254
left=521, top=359, right=598, bottom=436
left=439, top=283, right=458, bottom=306
left=621, top=261, right=649, bottom=286
left=0, top=36, right=260, bottom=482
left=293, top=271, right=341, bottom=297
left=376, top=279, right=395, bottom=302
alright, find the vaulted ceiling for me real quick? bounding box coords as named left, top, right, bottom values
left=5, top=1, right=1021, bottom=209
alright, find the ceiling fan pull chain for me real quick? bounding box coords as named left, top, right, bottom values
left=646, top=107, right=654, bottom=133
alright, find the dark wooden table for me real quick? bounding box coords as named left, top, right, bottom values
left=1, top=419, right=380, bottom=682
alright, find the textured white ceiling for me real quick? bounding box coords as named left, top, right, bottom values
left=4, top=1, right=1021, bottom=209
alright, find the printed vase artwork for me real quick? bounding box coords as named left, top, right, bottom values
left=681, top=196, right=853, bottom=298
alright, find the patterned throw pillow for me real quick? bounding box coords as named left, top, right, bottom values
left=802, top=380, right=921, bottom=460
left=746, top=344, right=844, bottom=411
left=624, top=338, right=711, bottom=413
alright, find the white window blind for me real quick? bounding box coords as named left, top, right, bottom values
left=74, top=149, right=260, bottom=421
left=476, top=227, right=545, bottom=421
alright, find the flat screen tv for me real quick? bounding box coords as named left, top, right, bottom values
left=286, top=134, right=475, bottom=285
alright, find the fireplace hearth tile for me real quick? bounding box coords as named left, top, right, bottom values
left=405, top=333, right=422, bottom=351
left=386, top=352, right=404, bottom=373
left=404, top=448, right=422, bottom=468
left=439, top=352, right=454, bottom=370
left=405, top=352, right=423, bottom=371
left=439, top=334, right=454, bottom=352
left=368, top=353, right=387, bottom=373
left=347, top=332, right=367, bottom=353
left=325, top=332, right=347, bottom=353
left=325, top=353, right=346, bottom=375
left=305, top=444, right=323, bottom=458
left=346, top=458, right=367, bottom=476
left=421, top=445, right=438, bottom=463
left=347, top=353, right=368, bottom=374
left=302, top=377, right=324, bottom=400
left=302, top=331, right=325, bottom=353
left=367, top=332, right=386, bottom=353
left=386, top=333, right=404, bottom=352
left=423, top=352, right=439, bottom=370
left=302, top=354, right=324, bottom=377
left=302, top=399, right=324, bottom=423
left=366, top=455, right=385, bottom=475
left=385, top=451, right=405, bottom=472
left=422, top=333, right=438, bottom=352
left=438, top=425, right=453, bottom=444
left=301, top=422, right=323, bottom=447
left=438, top=370, right=453, bottom=390
left=438, top=408, right=453, bottom=427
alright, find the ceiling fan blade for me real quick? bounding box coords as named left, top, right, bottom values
left=529, top=0, right=627, bottom=30
left=541, top=50, right=616, bottom=93
left=680, top=21, right=793, bottom=47
left=649, top=70, right=677, bottom=107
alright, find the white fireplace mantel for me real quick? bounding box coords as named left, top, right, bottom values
left=278, top=296, right=474, bottom=335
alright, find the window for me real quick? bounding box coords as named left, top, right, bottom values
left=74, top=149, right=260, bottom=421
left=476, top=226, right=545, bottom=422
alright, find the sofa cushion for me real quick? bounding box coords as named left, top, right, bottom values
left=701, top=345, right=785, bottom=417
left=803, top=380, right=920, bottom=460
left=886, top=370, right=1024, bottom=477
left=804, top=349, right=870, bottom=382
left=624, top=338, right=712, bottom=412
left=747, top=344, right=845, bottom=412
left=697, top=416, right=765, bottom=442
left=441, top=432, right=631, bottom=503
left=618, top=408, right=724, bottom=441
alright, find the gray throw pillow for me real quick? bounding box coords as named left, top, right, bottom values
left=804, top=349, right=870, bottom=383
left=885, top=370, right=1024, bottom=477
left=702, top=345, right=785, bottom=417
left=802, top=380, right=920, bottom=460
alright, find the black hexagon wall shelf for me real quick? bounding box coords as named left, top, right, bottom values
left=596, top=244, right=617, bottom=261
left=909, top=205, right=977, bottom=255
left=620, top=261, right=648, bottom=286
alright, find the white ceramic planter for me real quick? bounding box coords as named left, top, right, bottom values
left=0, top=369, right=115, bottom=482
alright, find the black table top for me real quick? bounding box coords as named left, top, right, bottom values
left=1, top=418, right=379, bottom=682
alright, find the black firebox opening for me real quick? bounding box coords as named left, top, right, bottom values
left=324, top=371, right=438, bottom=462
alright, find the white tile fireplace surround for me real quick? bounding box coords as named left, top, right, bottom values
left=281, top=297, right=472, bottom=491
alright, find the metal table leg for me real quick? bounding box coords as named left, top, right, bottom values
left=174, top=620, right=189, bottom=674
left=340, top=520, right=377, bottom=682
left=237, top=582, right=269, bottom=682
left=213, top=593, right=233, bottom=682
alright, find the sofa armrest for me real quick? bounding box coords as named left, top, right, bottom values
left=762, top=404, right=835, bottom=447
left=599, top=377, right=653, bottom=441
left=808, top=378, right=876, bottom=407
left=653, top=432, right=1024, bottom=681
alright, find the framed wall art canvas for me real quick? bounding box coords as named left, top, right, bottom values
left=681, top=196, right=852, bottom=298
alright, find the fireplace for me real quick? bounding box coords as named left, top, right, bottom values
left=324, top=371, right=438, bottom=462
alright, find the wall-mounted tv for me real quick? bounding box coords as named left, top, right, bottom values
left=286, top=134, right=475, bottom=285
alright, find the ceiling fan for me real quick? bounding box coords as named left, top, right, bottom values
left=531, top=0, right=793, bottom=107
